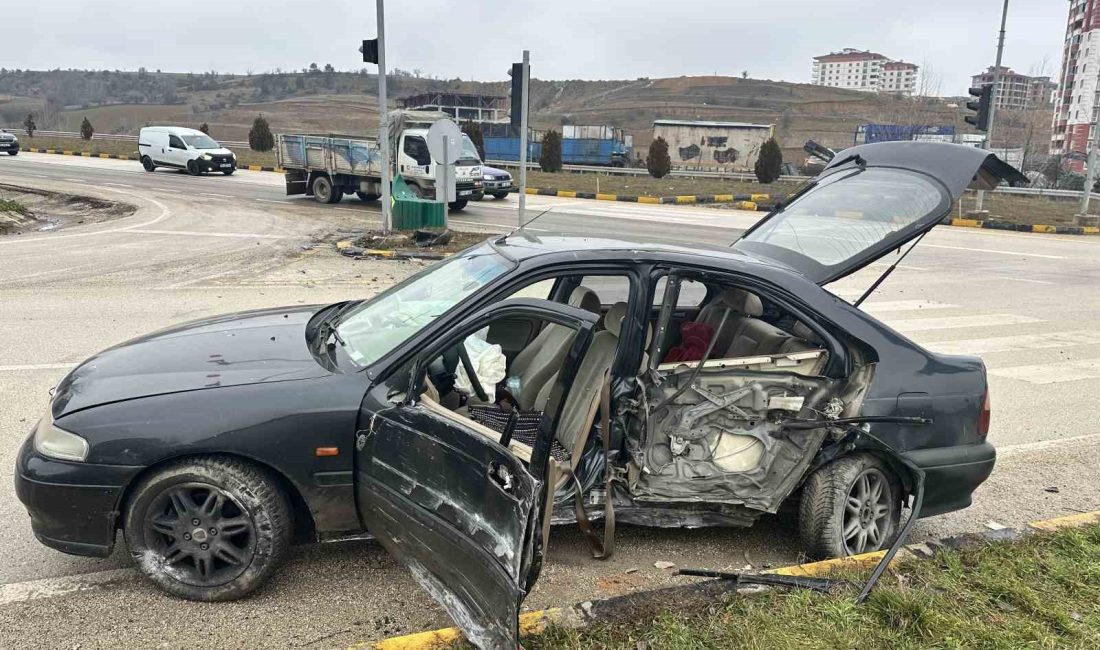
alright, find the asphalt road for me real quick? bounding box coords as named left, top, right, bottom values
left=1, top=151, right=1099, bottom=648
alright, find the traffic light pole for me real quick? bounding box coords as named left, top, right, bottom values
left=977, top=0, right=1009, bottom=212
left=517, top=50, right=530, bottom=227
left=1079, top=121, right=1100, bottom=215
left=376, top=0, right=391, bottom=234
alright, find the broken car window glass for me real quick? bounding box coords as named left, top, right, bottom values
left=335, top=246, right=511, bottom=366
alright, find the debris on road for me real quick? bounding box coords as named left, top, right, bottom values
left=653, top=561, right=676, bottom=570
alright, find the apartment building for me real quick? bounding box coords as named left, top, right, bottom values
left=1051, top=0, right=1100, bottom=170
left=971, top=66, right=1056, bottom=111
left=811, top=48, right=919, bottom=95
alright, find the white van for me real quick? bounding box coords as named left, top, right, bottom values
left=138, top=127, right=237, bottom=176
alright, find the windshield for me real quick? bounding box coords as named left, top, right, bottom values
left=182, top=134, right=220, bottom=149
left=734, top=167, right=947, bottom=284
left=335, top=245, right=510, bottom=366
left=458, top=134, right=481, bottom=164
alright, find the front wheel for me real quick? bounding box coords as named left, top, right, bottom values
left=491, top=192, right=508, bottom=200
left=186, top=159, right=202, bottom=176
left=123, top=457, right=293, bottom=601
left=141, top=156, right=155, bottom=172
left=222, top=168, right=235, bottom=176
left=8, top=149, right=18, bottom=156
left=448, top=199, right=468, bottom=211
left=798, top=454, right=901, bottom=559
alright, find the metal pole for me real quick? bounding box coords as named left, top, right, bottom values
left=977, top=0, right=1009, bottom=211
left=376, top=0, right=391, bottom=234
left=517, top=50, right=530, bottom=227
left=1079, top=124, right=1100, bottom=215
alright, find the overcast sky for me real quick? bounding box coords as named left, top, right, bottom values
left=11, top=0, right=1065, bottom=94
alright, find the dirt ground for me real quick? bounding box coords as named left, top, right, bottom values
left=0, top=183, right=135, bottom=235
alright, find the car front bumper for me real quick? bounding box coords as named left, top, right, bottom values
left=904, top=440, right=996, bottom=518
left=13, top=436, right=142, bottom=557
left=199, top=157, right=236, bottom=172
left=0, top=140, right=19, bottom=151
left=483, top=179, right=514, bottom=192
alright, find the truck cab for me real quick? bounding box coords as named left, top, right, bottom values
left=397, top=129, right=484, bottom=207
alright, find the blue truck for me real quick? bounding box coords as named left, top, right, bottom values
left=482, top=124, right=633, bottom=167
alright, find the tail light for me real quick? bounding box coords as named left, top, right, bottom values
left=977, top=389, right=991, bottom=439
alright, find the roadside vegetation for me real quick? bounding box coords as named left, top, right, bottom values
left=0, top=198, right=28, bottom=215
left=521, top=524, right=1100, bottom=649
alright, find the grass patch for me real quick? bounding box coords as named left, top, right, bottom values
left=0, top=198, right=28, bottom=215
left=521, top=524, right=1100, bottom=649
left=520, top=169, right=800, bottom=199
left=352, top=229, right=489, bottom=254
left=18, top=135, right=278, bottom=167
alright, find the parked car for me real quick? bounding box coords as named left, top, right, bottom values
left=139, top=127, right=236, bottom=176
left=0, top=129, right=19, bottom=156
left=478, top=164, right=514, bottom=200
left=15, top=142, right=1022, bottom=648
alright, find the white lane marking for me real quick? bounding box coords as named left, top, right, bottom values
left=997, top=277, right=1055, bottom=285
left=1000, top=432, right=1100, bottom=455
left=0, top=568, right=137, bottom=606
left=924, top=331, right=1098, bottom=356
left=152, top=187, right=180, bottom=193
left=0, top=363, right=73, bottom=372
left=125, top=228, right=291, bottom=239
left=102, top=182, right=132, bottom=188
left=989, top=358, right=1100, bottom=384
left=255, top=198, right=289, bottom=204
left=64, top=178, right=85, bottom=183
left=921, top=243, right=1066, bottom=260
left=448, top=219, right=549, bottom=233
left=0, top=189, right=171, bottom=246
left=859, top=300, right=957, bottom=313
left=887, top=313, right=1041, bottom=333
left=200, top=193, right=234, bottom=198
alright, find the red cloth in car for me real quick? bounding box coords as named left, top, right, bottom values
left=664, top=321, right=716, bottom=362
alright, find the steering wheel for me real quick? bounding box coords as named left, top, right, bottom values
left=457, top=343, right=490, bottom=403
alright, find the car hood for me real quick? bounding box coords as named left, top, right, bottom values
left=481, top=165, right=511, bottom=178
left=52, top=305, right=329, bottom=418
left=200, top=148, right=234, bottom=156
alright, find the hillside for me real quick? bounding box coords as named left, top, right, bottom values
left=0, top=69, right=1048, bottom=166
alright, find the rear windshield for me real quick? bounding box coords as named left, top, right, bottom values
left=735, top=167, right=947, bottom=282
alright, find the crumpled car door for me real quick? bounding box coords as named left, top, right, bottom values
left=355, top=298, right=598, bottom=649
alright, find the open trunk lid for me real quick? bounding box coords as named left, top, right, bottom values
left=732, top=142, right=1026, bottom=285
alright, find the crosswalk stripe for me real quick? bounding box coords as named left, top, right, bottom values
left=886, top=313, right=1041, bottom=333
left=924, top=331, right=1098, bottom=356
left=990, top=358, right=1100, bottom=384
left=859, top=300, right=957, bottom=313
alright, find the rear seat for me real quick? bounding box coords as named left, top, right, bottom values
left=694, top=287, right=821, bottom=359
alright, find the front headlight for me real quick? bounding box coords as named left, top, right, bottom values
left=230, top=152, right=236, bottom=160
left=202, top=154, right=213, bottom=161
left=33, top=417, right=89, bottom=462
left=483, top=174, right=493, bottom=181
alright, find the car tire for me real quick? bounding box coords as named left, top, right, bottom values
left=798, top=453, right=901, bottom=560
left=186, top=159, right=202, bottom=176
left=312, top=175, right=340, bottom=204
left=222, top=168, right=235, bottom=176
left=355, top=191, right=380, bottom=202
left=141, top=156, right=155, bottom=172
left=448, top=199, right=468, bottom=211
left=8, top=150, right=18, bottom=156
left=122, top=456, right=293, bottom=602
left=492, top=192, right=508, bottom=200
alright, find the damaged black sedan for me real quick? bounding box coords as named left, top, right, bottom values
left=16, top=142, right=1021, bottom=648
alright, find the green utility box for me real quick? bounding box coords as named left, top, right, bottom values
left=391, top=176, right=445, bottom=230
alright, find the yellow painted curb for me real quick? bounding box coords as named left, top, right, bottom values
left=62, top=150, right=74, bottom=156
left=638, top=196, right=660, bottom=204
left=119, top=155, right=130, bottom=161
left=248, top=165, right=262, bottom=171
left=595, top=193, right=618, bottom=201
left=735, top=201, right=758, bottom=211
left=45, top=149, right=56, bottom=154
left=750, top=193, right=770, bottom=202
left=80, top=152, right=91, bottom=157
left=1085, top=226, right=1100, bottom=234
left=362, top=249, right=396, bottom=258
left=98, top=153, right=110, bottom=159
left=951, top=218, right=983, bottom=228
left=1032, top=224, right=1057, bottom=234
left=525, top=187, right=539, bottom=195
left=275, top=167, right=286, bottom=173
left=1028, top=510, right=1100, bottom=532
left=335, top=240, right=353, bottom=251
left=556, top=190, right=577, bottom=198
left=714, top=194, right=735, bottom=202
left=770, top=550, right=889, bottom=577
left=356, top=609, right=563, bottom=650
left=675, top=195, right=696, bottom=204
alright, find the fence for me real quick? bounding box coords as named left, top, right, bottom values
left=2, top=128, right=250, bottom=149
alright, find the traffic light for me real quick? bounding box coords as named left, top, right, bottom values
left=509, top=62, right=525, bottom=130
left=965, top=84, right=993, bottom=132
left=360, top=39, right=379, bottom=64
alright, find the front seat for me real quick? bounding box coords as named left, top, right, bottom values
left=508, top=286, right=601, bottom=410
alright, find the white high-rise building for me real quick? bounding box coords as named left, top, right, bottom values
left=1051, top=0, right=1100, bottom=171
left=811, top=49, right=919, bottom=95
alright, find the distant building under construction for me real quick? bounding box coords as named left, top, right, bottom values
left=397, top=92, right=508, bottom=122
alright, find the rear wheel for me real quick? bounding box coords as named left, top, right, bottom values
left=355, top=191, right=380, bottom=202
left=123, top=457, right=292, bottom=601
left=448, top=199, right=468, bottom=211
left=141, top=156, right=155, bottom=172
left=312, top=175, right=341, bottom=204
left=798, top=454, right=901, bottom=559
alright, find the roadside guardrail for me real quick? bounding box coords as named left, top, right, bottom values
left=1, top=128, right=250, bottom=149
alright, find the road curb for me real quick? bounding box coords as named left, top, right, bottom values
left=355, top=509, right=1100, bottom=650
left=19, top=146, right=284, bottom=173
left=524, top=186, right=762, bottom=211
left=949, top=216, right=1100, bottom=236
